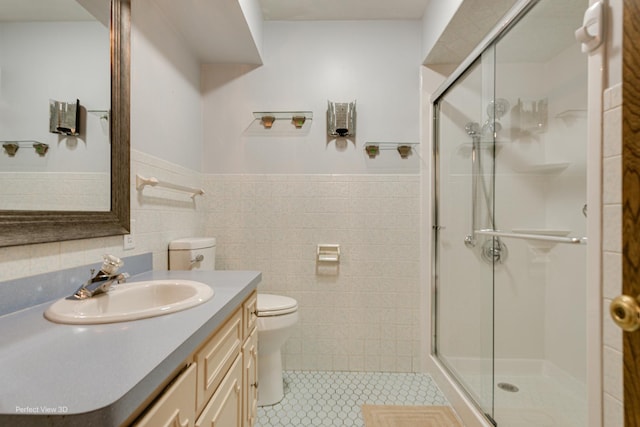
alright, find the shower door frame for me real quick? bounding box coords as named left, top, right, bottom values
left=429, top=0, right=603, bottom=425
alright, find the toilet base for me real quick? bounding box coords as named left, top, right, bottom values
left=257, top=350, right=284, bottom=406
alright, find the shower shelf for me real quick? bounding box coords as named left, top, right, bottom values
left=555, top=109, right=587, bottom=119
left=513, top=162, right=570, bottom=174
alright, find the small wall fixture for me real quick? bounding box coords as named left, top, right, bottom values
left=2, top=143, right=19, bottom=157
left=292, top=115, right=306, bottom=128
left=397, top=145, right=412, bottom=158
left=50, top=99, right=80, bottom=136
left=33, top=143, right=49, bottom=156
left=317, top=244, right=340, bottom=262
left=365, top=145, right=379, bottom=158
left=327, top=100, right=356, bottom=137
left=261, top=115, right=276, bottom=129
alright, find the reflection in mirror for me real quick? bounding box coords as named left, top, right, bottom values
left=0, top=0, right=130, bottom=247
left=0, top=0, right=111, bottom=211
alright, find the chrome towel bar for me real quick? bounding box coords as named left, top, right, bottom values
left=475, top=229, right=587, bottom=245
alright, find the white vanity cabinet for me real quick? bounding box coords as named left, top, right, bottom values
left=131, top=291, right=258, bottom=427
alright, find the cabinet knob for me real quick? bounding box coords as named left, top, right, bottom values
left=251, top=382, right=259, bottom=389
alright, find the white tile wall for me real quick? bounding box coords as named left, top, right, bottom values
left=203, top=174, right=422, bottom=372
left=131, top=150, right=206, bottom=269
left=0, top=149, right=205, bottom=282
left=602, top=83, right=623, bottom=426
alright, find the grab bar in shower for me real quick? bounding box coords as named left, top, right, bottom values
left=475, top=229, right=587, bottom=244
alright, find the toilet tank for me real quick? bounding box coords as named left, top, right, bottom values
left=169, top=237, right=216, bottom=271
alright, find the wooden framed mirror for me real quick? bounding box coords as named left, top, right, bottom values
left=0, top=0, right=130, bottom=247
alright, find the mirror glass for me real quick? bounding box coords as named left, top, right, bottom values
left=0, top=0, right=130, bottom=247
left=0, top=0, right=111, bottom=211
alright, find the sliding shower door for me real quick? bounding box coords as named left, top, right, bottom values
left=433, top=0, right=588, bottom=425
left=434, top=47, right=497, bottom=418
left=491, top=0, right=588, bottom=425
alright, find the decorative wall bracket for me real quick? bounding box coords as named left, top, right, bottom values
left=364, top=143, right=418, bottom=159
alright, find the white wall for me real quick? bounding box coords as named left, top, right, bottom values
left=201, top=20, right=422, bottom=175
left=130, top=0, right=203, bottom=172
left=0, top=21, right=110, bottom=173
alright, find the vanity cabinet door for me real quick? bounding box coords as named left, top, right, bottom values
left=242, top=291, right=258, bottom=340
left=134, top=363, right=197, bottom=427
left=242, top=328, right=258, bottom=427
left=195, top=309, right=242, bottom=413
left=196, top=355, right=243, bottom=427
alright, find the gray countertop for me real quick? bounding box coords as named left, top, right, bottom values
left=0, top=269, right=261, bottom=426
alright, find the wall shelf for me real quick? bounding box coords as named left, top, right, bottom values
left=2, top=140, right=49, bottom=157
left=244, top=111, right=313, bottom=136
left=364, top=142, right=419, bottom=159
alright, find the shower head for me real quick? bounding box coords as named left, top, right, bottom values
left=465, top=122, right=481, bottom=136
left=487, top=98, right=510, bottom=119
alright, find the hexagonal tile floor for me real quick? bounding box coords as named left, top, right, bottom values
left=256, top=371, right=450, bottom=426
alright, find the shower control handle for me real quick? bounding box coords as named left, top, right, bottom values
left=610, top=295, right=640, bottom=332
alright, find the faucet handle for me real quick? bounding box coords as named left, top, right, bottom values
left=101, top=255, right=123, bottom=275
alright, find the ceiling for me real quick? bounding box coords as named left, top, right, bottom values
left=258, top=0, right=432, bottom=20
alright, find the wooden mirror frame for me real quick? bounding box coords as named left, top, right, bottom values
left=0, top=0, right=130, bottom=247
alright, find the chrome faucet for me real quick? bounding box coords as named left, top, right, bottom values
left=73, top=255, right=129, bottom=299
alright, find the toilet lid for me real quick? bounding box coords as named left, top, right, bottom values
left=257, top=294, right=298, bottom=316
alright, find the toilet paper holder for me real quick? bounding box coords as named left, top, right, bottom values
left=317, top=244, right=340, bottom=263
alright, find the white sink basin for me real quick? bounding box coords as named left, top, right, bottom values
left=44, top=280, right=214, bottom=324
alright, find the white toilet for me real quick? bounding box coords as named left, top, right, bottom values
left=168, top=237, right=299, bottom=407
left=255, top=293, right=298, bottom=406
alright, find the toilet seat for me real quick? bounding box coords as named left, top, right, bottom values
left=257, top=294, right=298, bottom=317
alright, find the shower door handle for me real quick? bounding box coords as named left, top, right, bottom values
left=610, top=295, right=640, bottom=331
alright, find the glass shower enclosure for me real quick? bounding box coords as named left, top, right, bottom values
left=432, top=0, right=588, bottom=425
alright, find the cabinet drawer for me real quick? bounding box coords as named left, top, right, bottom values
left=134, top=363, right=197, bottom=427
left=242, top=328, right=258, bottom=427
left=196, top=355, right=242, bottom=427
left=242, top=291, right=258, bottom=339
left=195, top=308, right=242, bottom=412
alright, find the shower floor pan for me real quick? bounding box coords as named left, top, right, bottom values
left=448, top=358, right=587, bottom=427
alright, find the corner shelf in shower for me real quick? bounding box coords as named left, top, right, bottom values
left=555, top=109, right=587, bottom=119
left=243, top=111, right=313, bottom=136
left=513, top=162, right=570, bottom=175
